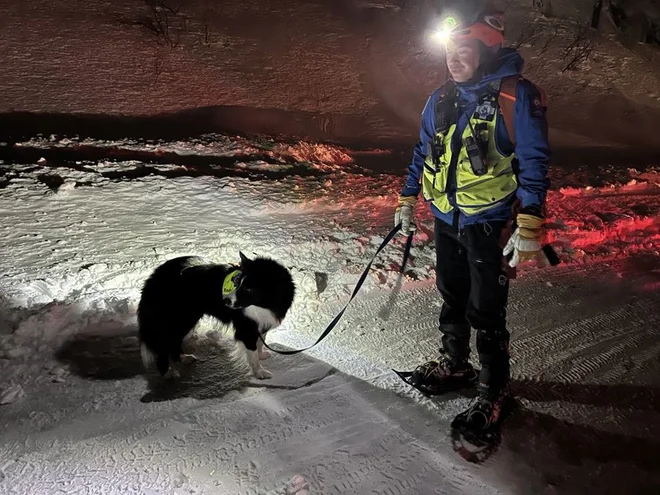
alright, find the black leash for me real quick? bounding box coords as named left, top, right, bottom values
left=259, top=224, right=414, bottom=355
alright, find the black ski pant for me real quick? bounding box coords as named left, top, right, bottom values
left=434, top=217, right=511, bottom=392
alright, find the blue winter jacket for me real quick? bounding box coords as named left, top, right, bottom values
left=401, top=48, right=551, bottom=227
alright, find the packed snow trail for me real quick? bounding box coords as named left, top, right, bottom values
left=0, top=146, right=659, bottom=494
left=0, top=342, right=524, bottom=494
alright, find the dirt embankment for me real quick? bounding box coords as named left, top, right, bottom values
left=1, top=0, right=659, bottom=167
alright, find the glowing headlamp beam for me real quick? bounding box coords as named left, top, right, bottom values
left=429, top=15, right=459, bottom=46
left=430, top=27, right=453, bottom=45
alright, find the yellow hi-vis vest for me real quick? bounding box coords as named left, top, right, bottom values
left=421, top=94, right=518, bottom=216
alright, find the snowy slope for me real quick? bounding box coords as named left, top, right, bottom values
left=0, top=136, right=659, bottom=494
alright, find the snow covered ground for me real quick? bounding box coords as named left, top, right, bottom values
left=0, top=136, right=659, bottom=494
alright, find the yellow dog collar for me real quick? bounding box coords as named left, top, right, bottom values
left=222, top=269, right=242, bottom=296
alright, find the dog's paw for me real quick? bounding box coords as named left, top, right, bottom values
left=258, top=350, right=271, bottom=360
left=253, top=368, right=273, bottom=380
left=180, top=354, right=198, bottom=365
left=164, top=368, right=180, bottom=380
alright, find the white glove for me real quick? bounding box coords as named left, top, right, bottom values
left=394, top=196, right=417, bottom=235
left=503, top=228, right=542, bottom=267
left=503, top=212, right=544, bottom=267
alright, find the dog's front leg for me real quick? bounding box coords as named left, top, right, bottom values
left=235, top=316, right=272, bottom=379
left=240, top=342, right=272, bottom=380
left=257, top=337, right=271, bottom=360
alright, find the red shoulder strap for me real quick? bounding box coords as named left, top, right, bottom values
left=498, top=76, right=519, bottom=145
left=498, top=76, right=547, bottom=146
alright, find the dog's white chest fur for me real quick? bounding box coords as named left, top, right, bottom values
left=243, top=305, right=280, bottom=332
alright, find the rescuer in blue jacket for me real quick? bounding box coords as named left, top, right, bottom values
left=394, top=2, right=550, bottom=439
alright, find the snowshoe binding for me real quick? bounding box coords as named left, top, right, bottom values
left=393, top=351, right=478, bottom=396
left=450, top=385, right=517, bottom=463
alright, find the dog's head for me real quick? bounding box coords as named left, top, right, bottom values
left=222, top=252, right=295, bottom=313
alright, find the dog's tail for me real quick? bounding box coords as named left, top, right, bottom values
left=140, top=343, right=156, bottom=369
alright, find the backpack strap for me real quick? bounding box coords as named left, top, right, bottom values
left=498, top=75, right=519, bottom=145
left=498, top=76, right=548, bottom=146
left=434, top=81, right=458, bottom=134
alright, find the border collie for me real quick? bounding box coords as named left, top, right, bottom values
left=138, top=252, right=295, bottom=379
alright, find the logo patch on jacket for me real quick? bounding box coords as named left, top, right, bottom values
left=474, top=99, right=497, bottom=121
left=530, top=95, right=544, bottom=117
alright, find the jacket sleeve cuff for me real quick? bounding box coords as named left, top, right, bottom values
left=519, top=203, right=544, bottom=218
left=401, top=186, right=421, bottom=198
left=517, top=189, right=543, bottom=211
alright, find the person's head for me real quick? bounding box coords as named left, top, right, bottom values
left=445, top=38, right=482, bottom=83
left=430, top=2, right=505, bottom=82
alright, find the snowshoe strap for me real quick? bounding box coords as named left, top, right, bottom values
left=391, top=369, right=450, bottom=397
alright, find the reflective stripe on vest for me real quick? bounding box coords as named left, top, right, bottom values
left=421, top=103, right=517, bottom=216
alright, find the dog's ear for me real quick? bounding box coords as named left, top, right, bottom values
left=239, top=251, right=251, bottom=265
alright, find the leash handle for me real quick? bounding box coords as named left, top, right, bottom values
left=259, top=224, right=413, bottom=355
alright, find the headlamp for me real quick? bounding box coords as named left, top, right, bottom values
left=428, top=11, right=505, bottom=48
left=429, top=15, right=459, bottom=45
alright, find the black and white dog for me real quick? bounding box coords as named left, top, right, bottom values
left=138, top=253, right=295, bottom=379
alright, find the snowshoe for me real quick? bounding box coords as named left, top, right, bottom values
left=450, top=387, right=518, bottom=464
left=393, top=351, right=478, bottom=396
